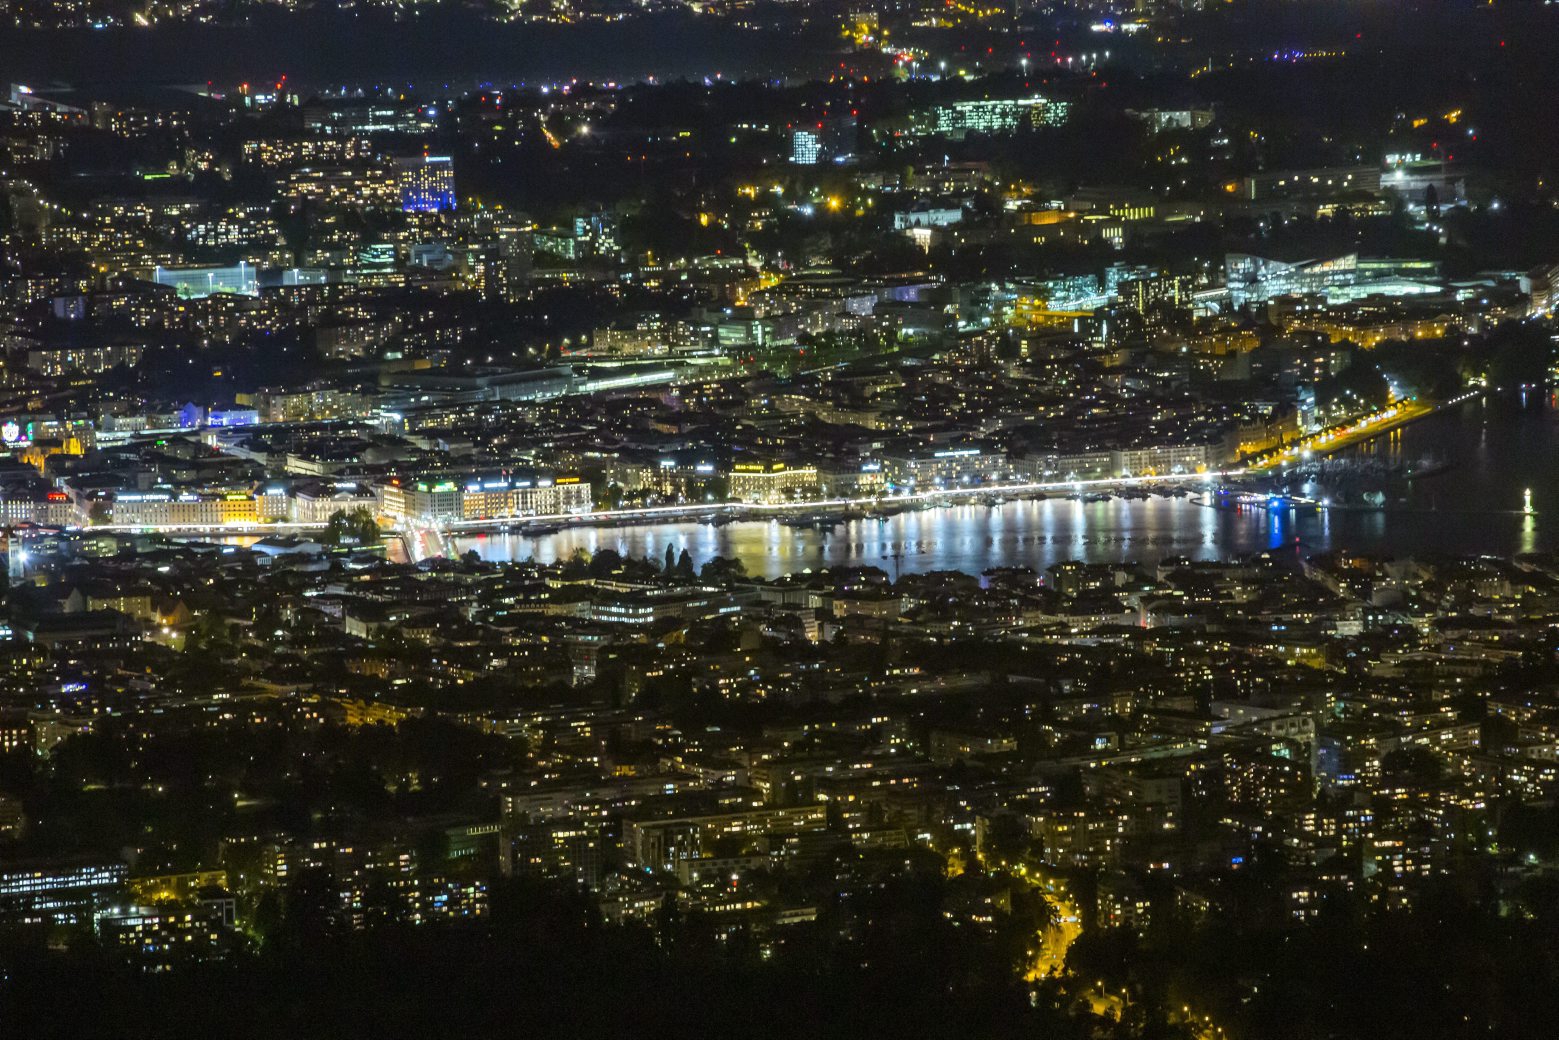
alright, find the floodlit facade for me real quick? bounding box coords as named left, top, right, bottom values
left=380, top=474, right=592, bottom=523
left=395, top=155, right=457, bottom=212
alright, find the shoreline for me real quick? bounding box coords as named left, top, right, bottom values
left=446, top=390, right=1487, bottom=538
left=440, top=475, right=1224, bottom=537
left=1307, top=390, right=1484, bottom=460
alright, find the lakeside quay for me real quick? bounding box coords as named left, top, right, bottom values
left=433, top=399, right=1472, bottom=538
left=79, top=396, right=1481, bottom=550
left=1246, top=397, right=1437, bottom=474
left=435, top=470, right=1237, bottom=535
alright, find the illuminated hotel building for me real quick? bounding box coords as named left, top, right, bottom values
left=879, top=446, right=1009, bottom=487
left=380, top=474, right=591, bottom=523
left=0, top=490, right=75, bottom=525
left=104, top=492, right=263, bottom=527
left=395, top=155, right=457, bottom=213
left=726, top=461, right=820, bottom=504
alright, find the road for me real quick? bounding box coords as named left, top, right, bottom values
left=1245, top=391, right=1479, bottom=475
left=1027, top=883, right=1082, bottom=981
left=1004, top=865, right=1082, bottom=982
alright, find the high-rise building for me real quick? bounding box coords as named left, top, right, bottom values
left=395, top=155, right=457, bottom=213
left=788, top=118, right=857, bottom=165
left=789, top=128, right=822, bottom=165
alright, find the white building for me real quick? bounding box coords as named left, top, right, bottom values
left=380, top=474, right=592, bottom=524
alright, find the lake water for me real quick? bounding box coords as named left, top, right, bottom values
left=453, top=394, right=1559, bottom=578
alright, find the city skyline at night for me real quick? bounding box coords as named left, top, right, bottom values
left=4, top=2, right=1559, bottom=1038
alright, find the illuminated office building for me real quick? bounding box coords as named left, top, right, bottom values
left=789, top=117, right=856, bottom=165
left=905, top=96, right=1071, bottom=140
left=0, top=861, right=127, bottom=924
left=396, top=155, right=457, bottom=213
left=789, top=128, right=822, bottom=165
left=1225, top=253, right=1359, bottom=308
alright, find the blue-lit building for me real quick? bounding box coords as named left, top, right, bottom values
left=396, top=155, right=457, bottom=213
